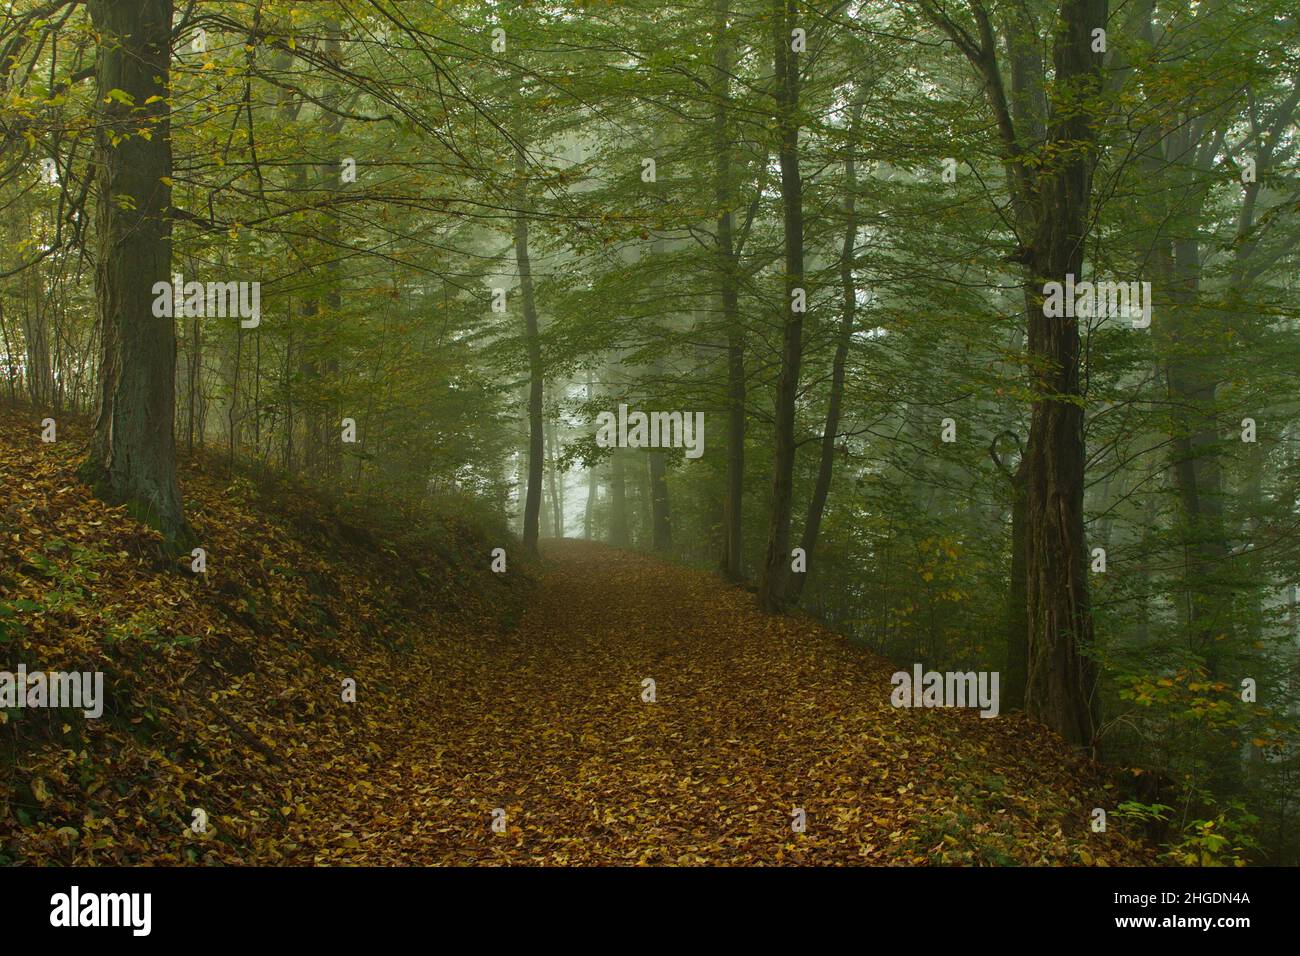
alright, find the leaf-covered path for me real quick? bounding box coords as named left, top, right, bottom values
left=2, top=415, right=1147, bottom=866
left=293, top=540, right=1143, bottom=866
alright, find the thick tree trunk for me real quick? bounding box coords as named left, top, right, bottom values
left=757, top=0, right=805, bottom=613
left=82, top=0, right=190, bottom=548
left=514, top=148, right=544, bottom=556
left=1021, top=287, right=1096, bottom=748
left=920, top=0, right=1105, bottom=744
left=1020, top=0, right=1107, bottom=749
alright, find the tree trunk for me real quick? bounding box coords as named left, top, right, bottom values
left=546, top=414, right=563, bottom=538
left=584, top=465, right=597, bottom=540
left=638, top=453, right=653, bottom=546
left=609, top=449, right=630, bottom=547
left=185, top=313, right=201, bottom=454
left=649, top=449, right=671, bottom=551
left=515, top=147, right=544, bottom=556
left=584, top=372, right=597, bottom=539
left=713, top=0, right=746, bottom=583
left=1020, top=0, right=1106, bottom=749
left=1159, top=235, right=1231, bottom=669
left=320, top=23, right=344, bottom=479
left=757, top=0, right=805, bottom=613
left=0, top=300, right=19, bottom=403
left=22, top=261, right=53, bottom=408
left=789, top=94, right=863, bottom=605
left=82, top=0, right=190, bottom=548
left=1005, top=461, right=1029, bottom=711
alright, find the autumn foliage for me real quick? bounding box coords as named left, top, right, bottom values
left=1, top=407, right=1153, bottom=865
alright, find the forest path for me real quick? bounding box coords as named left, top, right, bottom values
left=291, top=539, right=1126, bottom=865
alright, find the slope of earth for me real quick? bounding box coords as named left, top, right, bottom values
left=0, top=407, right=529, bottom=865
left=1, top=406, right=1154, bottom=865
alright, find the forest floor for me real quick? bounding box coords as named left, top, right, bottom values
left=1, top=406, right=1154, bottom=865
left=310, top=539, right=1154, bottom=865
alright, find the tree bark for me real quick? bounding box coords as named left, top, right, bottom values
left=584, top=372, right=597, bottom=540
left=788, top=94, right=863, bottom=605
left=1020, top=0, right=1106, bottom=749
left=320, top=23, right=344, bottom=479
left=713, top=0, right=746, bottom=583
left=757, top=0, right=805, bottom=613
left=996, top=445, right=1029, bottom=713
left=82, top=0, right=190, bottom=548
left=546, top=414, right=563, bottom=538
left=22, top=258, right=53, bottom=408
left=514, top=147, right=544, bottom=556
left=923, top=0, right=1106, bottom=747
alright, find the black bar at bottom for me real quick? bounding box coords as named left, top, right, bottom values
left=1, top=865, right=1280, bottom=943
